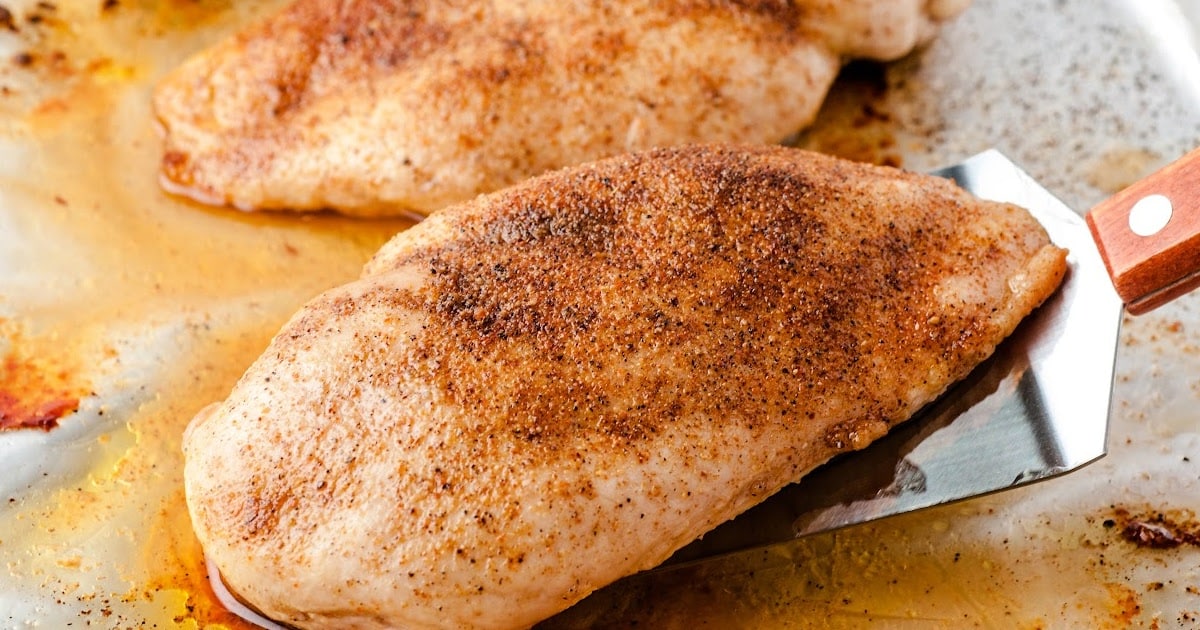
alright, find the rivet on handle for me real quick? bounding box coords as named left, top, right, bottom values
left=1127, top=194, right=1173, bottom=237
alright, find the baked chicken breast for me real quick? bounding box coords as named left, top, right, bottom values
left=154, top=0, right=970, bottom=216
left=183, top=145, right=1066, bottom=628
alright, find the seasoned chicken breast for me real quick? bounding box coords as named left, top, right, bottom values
left=182, top=145, right=1066, bottom=629
left=154, top=0, right=971, bottom=216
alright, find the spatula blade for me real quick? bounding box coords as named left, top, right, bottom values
left=665, top=150, right=1121, bottom=566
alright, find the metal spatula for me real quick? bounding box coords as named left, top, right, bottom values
left=665, top=148, right=1200, bottom=566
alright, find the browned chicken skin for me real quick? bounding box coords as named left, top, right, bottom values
left=154, top=0, right=971, bottom=216
left=183, top=145, right=1065, bottom=628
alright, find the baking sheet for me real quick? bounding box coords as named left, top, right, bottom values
left=3, top=0, right=1200, bottom=627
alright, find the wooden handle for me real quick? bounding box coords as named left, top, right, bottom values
left=1086, top=146, right=1200, bottom=315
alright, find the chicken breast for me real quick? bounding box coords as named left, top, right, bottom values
left=182, top=145, right=1066, bottom=629
left=154, top=0, right=971, bottom=216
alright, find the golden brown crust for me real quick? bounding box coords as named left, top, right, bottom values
left=153, top=0, right=970, bottom=215
left=359, top=144, right=1063, bottom=459
left=184, top=144, right=1064, bottom=629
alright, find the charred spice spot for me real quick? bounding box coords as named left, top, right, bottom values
left=0, top=5, right=15, bottom=32
left=0, top=340, right=87, bottom=432
left=1111, top=506, right=1200, bottom=550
